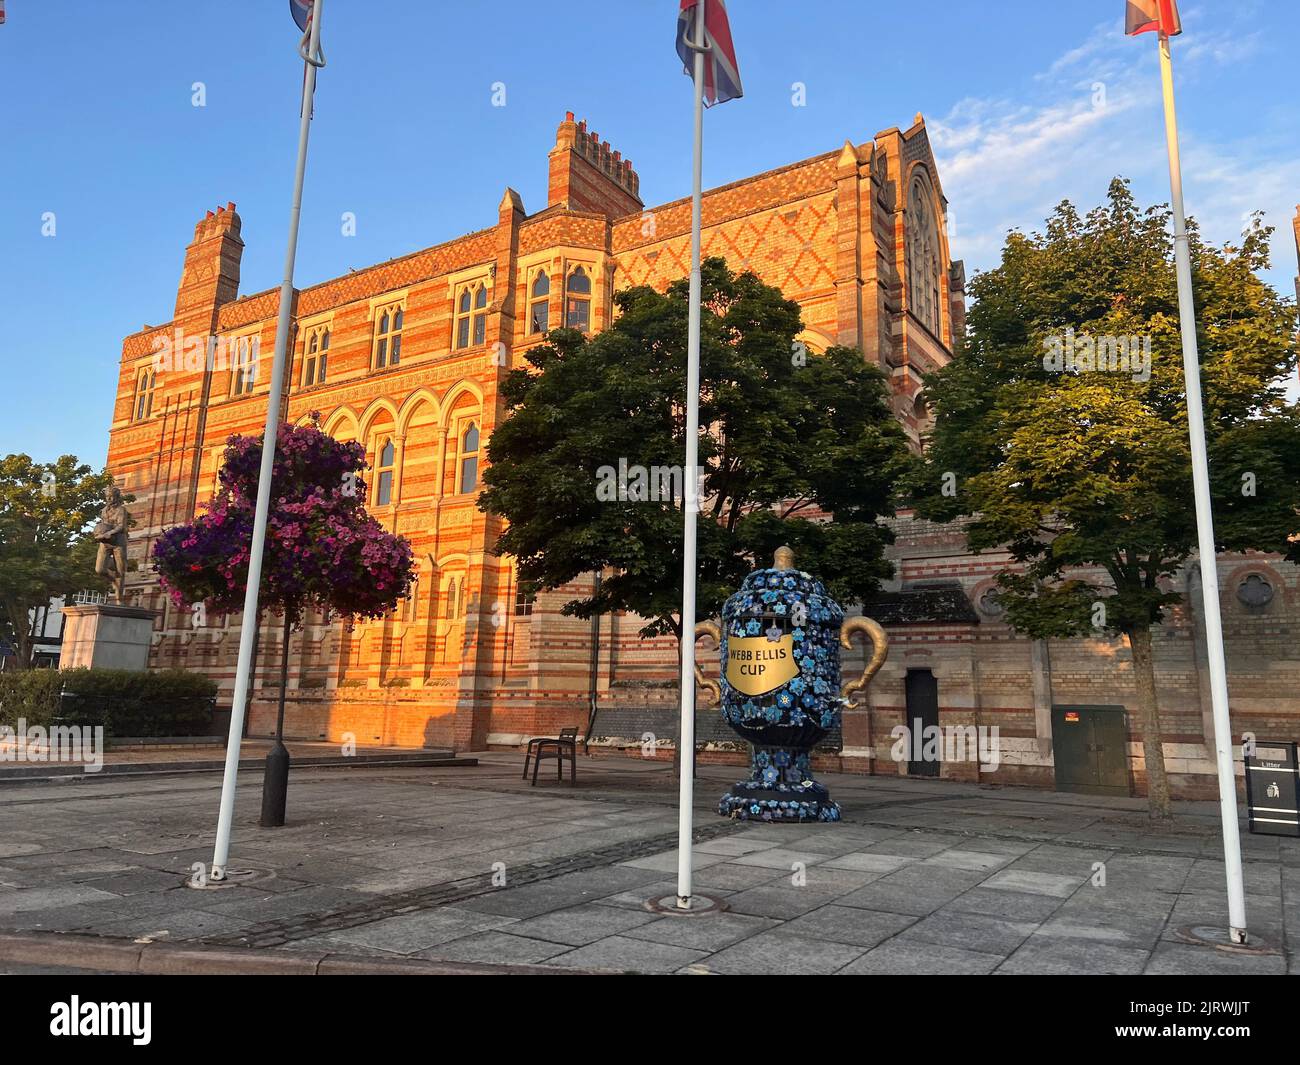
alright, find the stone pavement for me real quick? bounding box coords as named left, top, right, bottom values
left=1, top=751, right=1295, bottom=974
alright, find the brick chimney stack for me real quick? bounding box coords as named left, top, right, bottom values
left=547, top=112, right=642, bottom=218
left=175, top=202, right=243, bottom=319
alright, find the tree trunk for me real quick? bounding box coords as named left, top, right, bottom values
left=14, top=630, right=32, bottom=671
left=1126, top=625, right=1172, bottom=820
left=4, top=601, right=32, bottom=670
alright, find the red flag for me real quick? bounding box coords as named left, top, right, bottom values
left=1125, top=0, right=1182, bottom=37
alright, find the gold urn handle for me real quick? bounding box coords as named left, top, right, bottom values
left=840, top=616, right=888, bottom=704
left=693, top=620, right=722, bottom=708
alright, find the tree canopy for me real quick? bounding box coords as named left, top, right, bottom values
left=908, top=178, right=1300, bottom=816
left=480, top=257, right=911, bottom=637
left=0, top=454, right=113, bottom=668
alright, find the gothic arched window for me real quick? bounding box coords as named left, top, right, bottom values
left=907, top=177, right=942, bottom=335
left=134, top=369, right=155, bottom=421
left=231, top=335, right=259, bottom=396
left=459, top=422, right=479, bottom=494
left=303, top=325, right=330, bottom=387
left=374, top=303, right=403, bottom=369
left=375, top=438, right=396, bottom=506
left=530, top=272, right=550, bottom=335
left=566, top=266, right=592, bottom=331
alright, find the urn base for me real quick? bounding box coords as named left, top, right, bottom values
left=717, top=745, right=841, bottom=823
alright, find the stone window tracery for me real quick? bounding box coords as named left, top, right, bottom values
left=907, top=177, right=942, bottom=336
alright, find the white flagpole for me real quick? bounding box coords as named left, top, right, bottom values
left=210, top=1, right=326, bottom=881
left=675, top=0, right=707, bottom=910
left=1156, top=29, right=1248, bottom=943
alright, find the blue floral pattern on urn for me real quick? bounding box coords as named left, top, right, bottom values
left=699, top=546, right=880, bottom=823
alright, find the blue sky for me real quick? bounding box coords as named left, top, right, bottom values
left=2, top=0, right=1296, bottom=467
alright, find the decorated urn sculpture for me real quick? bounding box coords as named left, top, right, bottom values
left=695, top=546, right=887, bottom=822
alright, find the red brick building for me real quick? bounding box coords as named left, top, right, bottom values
left=106, top=113, right=1300, bottom=798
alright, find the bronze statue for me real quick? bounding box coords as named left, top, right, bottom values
left=93, top=484, right=129, bottom=603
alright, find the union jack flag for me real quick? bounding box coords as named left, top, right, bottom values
left=1125, top=0, right=1182, bottom=37
left=1, top=2, right=7, bottom=25
left=676, top=0, right=742, bottom=107
left=290, top=0, right=314, bottom=33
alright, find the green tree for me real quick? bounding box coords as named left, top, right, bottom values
left=480, top=257, right=910, bottom=640
left=909, top=179, right=1300, bottom=819
left=0, top=455, right=114, bottom=669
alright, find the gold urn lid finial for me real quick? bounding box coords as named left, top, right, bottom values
left=773, top=545, right=795, bottom=571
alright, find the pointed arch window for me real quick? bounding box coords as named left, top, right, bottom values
left=375, top=438, right=396, bottom=506
left=565, top=266, right=592, bottom=331
left=529, top=271, right=550, bottom=335
left=458, top=422, right=479, bottom=494
left=303, top=325, right=330, bottom=387
left=231, top=335, right=259, bottom=396
left=134, top=369, right=156, bottom=421
left=907, top=179, right=942, bottom=335
left=455, top=282, right=489, bottom=349
left=374, top=303, right=404, bottom=369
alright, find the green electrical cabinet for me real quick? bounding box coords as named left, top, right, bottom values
left=1051, top=705, right=1132, bottom=797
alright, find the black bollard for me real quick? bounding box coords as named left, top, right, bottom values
left=260, top=740, right=290, bottom=827
left=260, top=613, right=294, bottom=828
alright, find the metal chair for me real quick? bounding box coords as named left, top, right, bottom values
left=523, top=726, right=579, bottom=785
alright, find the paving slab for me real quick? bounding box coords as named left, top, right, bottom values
left=999, top=934, right=1150, bottom=975
left=504, top=902, right=661, bottom=946
left=839, top=939, right=1002, bottom=975
left=701, top=930, right=866, bottom=975
left=418, top=930, right=571, bottom=965
left=903, top=910, right=1040, bottom=955
left=619, top=911, right=779, bottom=951
left=548, top=935, right=707, bottom=973
left=776, top=904, right=917, bottom=948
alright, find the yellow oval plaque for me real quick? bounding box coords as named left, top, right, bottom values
left=725, top=635, right=799, bottom=697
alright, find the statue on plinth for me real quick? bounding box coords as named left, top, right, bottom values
left=93, top=484, right=129, bottom=603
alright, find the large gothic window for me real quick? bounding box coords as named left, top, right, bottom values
left=907, top=178, right=942, bottom=336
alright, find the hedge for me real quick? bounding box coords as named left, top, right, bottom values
left=0, top=669, right=218, bottom=736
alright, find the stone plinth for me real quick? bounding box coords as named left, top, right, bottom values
left=59, top=605, right=157, bottom=672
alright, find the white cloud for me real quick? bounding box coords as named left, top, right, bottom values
left=929, top=16, right=1298, bottom=312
